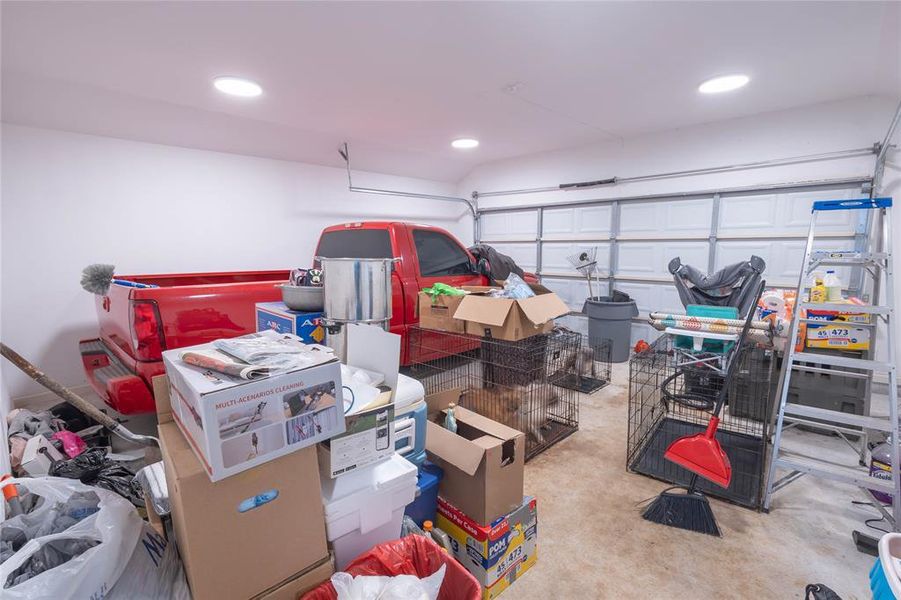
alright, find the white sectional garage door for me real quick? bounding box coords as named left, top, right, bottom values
left=476, top=181, right=870, bottom=345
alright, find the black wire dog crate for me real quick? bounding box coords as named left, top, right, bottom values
left=408, top=326, right=601, bottom=460
left=627, top=334, right=774, bottom=509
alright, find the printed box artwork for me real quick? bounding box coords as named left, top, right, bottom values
left=162, top=331, right=345, bottom=481
left=256, top=302, right=325, bottom=343
left=805, top=307, right=871, bottom=350
left=436, top=496, right=538, bottom=599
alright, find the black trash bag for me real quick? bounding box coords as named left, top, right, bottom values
left=609, top=290, right=632, bottom=302
left=48, top=448, right=144, bottom=507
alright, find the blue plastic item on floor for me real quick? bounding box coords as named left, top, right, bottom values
left=870, top=532, right=901, bottom=599
left=404, top=462, right=443, bottom=527
left=404, top=449, right=427, bottom=470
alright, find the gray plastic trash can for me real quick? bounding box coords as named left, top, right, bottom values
left=583, top=296, right=638, bottom=363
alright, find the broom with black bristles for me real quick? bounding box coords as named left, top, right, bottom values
left=641, top=281, right=765, bottom=536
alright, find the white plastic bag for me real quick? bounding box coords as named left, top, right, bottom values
left=0, top=476, right=143, bottom=599
left=331, top=564, right=445, bottom=600
left=107, top=522, right=191, bottom=599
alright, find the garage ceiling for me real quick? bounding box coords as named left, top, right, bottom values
left=2, top=1, right=898, bottom=181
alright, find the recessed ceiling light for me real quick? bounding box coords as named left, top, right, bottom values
left=451, top=138, right=479, bottom=149
left=213, top=76, right=263, bottom=98
left=698, top=74, right=750, bottom=94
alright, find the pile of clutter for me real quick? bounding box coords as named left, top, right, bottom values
left=3, top=270, right=548, bottom=600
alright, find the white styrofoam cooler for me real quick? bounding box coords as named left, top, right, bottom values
left=321, top=453, right=418, bottom=570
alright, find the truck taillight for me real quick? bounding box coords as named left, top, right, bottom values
left=130, top=300, right=165, bottom=361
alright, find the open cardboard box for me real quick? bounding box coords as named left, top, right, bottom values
left=154, top=376, right=329, bottom=600
left=424, top=389, right=525, bottom=524
left=452, top=283, right=569, bottom=341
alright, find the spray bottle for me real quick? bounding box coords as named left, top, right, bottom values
left=445, top=403, right=458, bottom=434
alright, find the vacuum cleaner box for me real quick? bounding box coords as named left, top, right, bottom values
left=256, top=301, right=325, bottom=344
left=452, top=284, right=569, bottom=341
left=425, top=390, right=525, bottom=524
left=161, top=332, right=345, bottom=482
left=436, top=495, right=538, bottom=599
left=157, top=416, right=329, bottom=600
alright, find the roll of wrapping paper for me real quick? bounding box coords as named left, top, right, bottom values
left=649, top=312, right=771, bottom=331
left=649, top=319, right=771, bottom=344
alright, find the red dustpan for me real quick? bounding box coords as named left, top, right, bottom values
left=664, top=416, right=732, bottom=488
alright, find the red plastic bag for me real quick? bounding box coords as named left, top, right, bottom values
left=302, top=536, right=480, bottom=600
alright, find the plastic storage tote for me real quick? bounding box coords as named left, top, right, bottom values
left=404, top=462, right=444, bottom=527
left=321, top=454, right=418, bottom=570
left=302, top=535, right=481, bottom=600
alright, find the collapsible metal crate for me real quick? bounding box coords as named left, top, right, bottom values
left=407, top=326, right=596, bottom=460
left=627, top=334, right=774, bottom=509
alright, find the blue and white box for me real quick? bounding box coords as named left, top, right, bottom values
left=256, top=302, right=324, bottom=343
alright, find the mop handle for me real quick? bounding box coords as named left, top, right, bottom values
left=709, top=280, right=766, bottom=420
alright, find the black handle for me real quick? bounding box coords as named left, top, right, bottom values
left=710, top=279, right=766, bottom=419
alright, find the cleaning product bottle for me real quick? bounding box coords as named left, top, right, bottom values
left=444, top=403, right=457, bottom=433
left=823, top=270, right=843, bottom=302
left=869, top=437, right=893, bottom=504
left=809, top=275, right=826, bottom=303
left=423, top=520, right=453, bottom=554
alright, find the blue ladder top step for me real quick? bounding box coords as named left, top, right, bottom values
left=812, top=197, right=892, bottom=212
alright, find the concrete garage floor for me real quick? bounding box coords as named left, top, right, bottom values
left=514, top=363, right=879, bottom=599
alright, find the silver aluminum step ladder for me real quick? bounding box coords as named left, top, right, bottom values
left=763, top=197, right=898, bottom=527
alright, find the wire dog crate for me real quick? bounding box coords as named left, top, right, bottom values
left=408, top=326, right=598, bottom=460
left=627, top=334, right=774, bottom=509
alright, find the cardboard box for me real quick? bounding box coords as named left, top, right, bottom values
left=805, top=304, right=872, bottom=350
left=318, top=324, right=402, bottom=479
left=318, top=403, right=395, bottom=478
left=424, top=390, right=525, bottom=524
left=436, top=496, right=538, bottom=599
left=806, top=323, right=871, bottom=350
left=418, top=292, right=467, bottom=333
left=156, top=378, right=329, bottom=600
left=251, top=554, right=335, bottom=600
left=256, top=302, right=325, bottom=344
left=452, top=284, right=569, bottom=341
left=162, top=333, right=345, bottom=481
left=20, top=435, right=64, bottom=476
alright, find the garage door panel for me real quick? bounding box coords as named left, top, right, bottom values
left=486, top=243, right=538, bottom=272
left=719, top=188, right=860, bottom=237
left=716, top=239, right=855, bottom=286
left=542, top=242, right=611, bottom=276
left=618, top=241, right=708, bottom=279
left=541, top=277, right=608, bottom=310
left=480, top=210, right=537, bottom=241
left=614, top=282, right=682, bottom=316
left=620, top=197, right=712, bottom=237
left=542, top=205, right=612, bottom=240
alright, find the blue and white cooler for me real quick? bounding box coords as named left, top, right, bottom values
left=394, top=374, right=427, bottom=469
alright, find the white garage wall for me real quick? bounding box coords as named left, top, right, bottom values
left=0, top=124, right=471, bottom=401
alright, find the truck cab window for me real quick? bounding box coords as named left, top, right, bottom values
left=412, top=229, right=472, bottom=277
left=316, top=229, right=393, bottom=259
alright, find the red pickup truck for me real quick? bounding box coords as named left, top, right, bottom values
left=81, top=221, right=525, bottom=414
